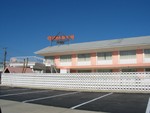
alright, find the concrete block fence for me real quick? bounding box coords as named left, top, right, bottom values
left=1, top=72, right=150, bottom=93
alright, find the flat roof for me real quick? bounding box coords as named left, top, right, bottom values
left=35, top=36, right=150, bottom=56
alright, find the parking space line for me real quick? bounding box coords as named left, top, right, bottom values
left=0, top=90, right=50, bottom=97
left=23, top=92, right=79, bottom=103
left=146, top=97, right=150, bottom=113
left=70, top=92, right=113, bottom=109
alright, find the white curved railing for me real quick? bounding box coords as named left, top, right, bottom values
left=97, top=60, right=112, bottom=65
left=1, top=72, right=150, bottom=93
left=77, top=61, right=91, bottom=66
left=144, top=58, right=150, bottom=63
left=60, top=62, right=72, bottom=66
left=119, top=59, right=137, bottom=64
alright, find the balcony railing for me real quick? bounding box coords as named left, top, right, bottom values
left=97, top=60, right=112, bottom=65
left=77, top=61, right=91, bottom=66
left=119, top=59, right=137, bottom=64
left=44, top=60, right=54, bottom=66
left=144, top=58, right=150, bottom=63
left=60, top=62, right=72, bottom=66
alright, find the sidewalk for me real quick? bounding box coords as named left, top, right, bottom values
left=0, top=99, right=106, bottom=113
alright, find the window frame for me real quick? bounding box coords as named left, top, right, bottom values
left=97, top=52, right=112, bottom=61
left=78, top=53, right=91, bottom=62
left=45, top=56, right=55, bottom=64
left=120, top=50, right=136, bottom=60
left=144, top=49, right=150, bottom=58
left=60, top=55, right=72, bottom=62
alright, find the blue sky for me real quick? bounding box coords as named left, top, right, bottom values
left=0, top=0, right=150, bottom=61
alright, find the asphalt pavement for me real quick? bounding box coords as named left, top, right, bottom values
left=0, top=86, right=150, bottom=113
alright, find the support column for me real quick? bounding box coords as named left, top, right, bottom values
left=72, top=54, right=77, bottom=66
left=54, top=55, right=60, bottom=66
left=91, top=53, right=96, bottom=65
left=112, top=51, right=119, bottom=65
left=137, top=49, right=143, bottom=64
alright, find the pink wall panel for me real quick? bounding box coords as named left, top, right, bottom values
left=72, top=54, right=77, bottom=66
left=137, top=49, right=143, bottom=64
left=91, top=53, right=96, bottom=65
left=112, top=51, right=119, bottom=65
left=54, top=55, right=60, bottom=66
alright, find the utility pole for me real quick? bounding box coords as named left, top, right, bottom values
left=3, top=48, right=7, bottom=70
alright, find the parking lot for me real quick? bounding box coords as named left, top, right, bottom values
left=0, top=86, right=150, bottom=113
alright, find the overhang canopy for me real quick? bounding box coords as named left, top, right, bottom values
left=35, top=36, right=150, bottom=56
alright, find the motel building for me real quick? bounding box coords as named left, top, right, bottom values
left=35, top=36, right=150, bottom=73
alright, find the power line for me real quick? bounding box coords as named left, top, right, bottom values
left=3, top=48, right=7, bottom=69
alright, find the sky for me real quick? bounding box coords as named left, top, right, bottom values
left=0, top=0, right=150, bottom=61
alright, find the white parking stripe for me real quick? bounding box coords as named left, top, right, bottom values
left=70, top=92, right=113, bottom=109
left=0, top=90, right=50, bottom=97
left=23, top=92, right=79, bottom=103
left=146, top=97, right=150, bottom=113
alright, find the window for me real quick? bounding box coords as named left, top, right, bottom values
left=60, top=55, right=71, bottom=62
left=122, top=68, right=137, bottom=72
left=97, top=52, right=112, bottom=60
left=120, top=50, right=136, bottom=59
left=145, top=68, right=150, bottom=72
left=78, top=70, right=91, bottom=73
left=144, top=49, right=150, bottom=58
left=45, top=56, right=54, bottom=64
left=78, top=54, right=90, bottom=61
left=97, top=69, right=112, bottom=72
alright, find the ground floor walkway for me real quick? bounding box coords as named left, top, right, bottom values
left=0, top=99, right=102, bottom=113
